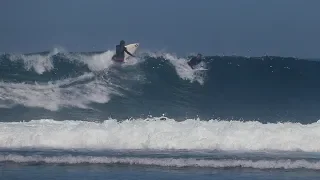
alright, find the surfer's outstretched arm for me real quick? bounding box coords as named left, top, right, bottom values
left=124, top=48, right=135, bottom=57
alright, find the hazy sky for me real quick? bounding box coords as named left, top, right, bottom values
left=1, top=0, right=320, bottom=58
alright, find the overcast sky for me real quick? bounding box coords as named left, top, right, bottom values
left=1, top=0, right=319, bottom=58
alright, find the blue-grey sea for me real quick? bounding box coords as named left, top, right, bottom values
left=1, top=50, right=320, bottom=179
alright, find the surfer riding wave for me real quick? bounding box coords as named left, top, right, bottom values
left=112, top=40, right=135, bottom=62
left=187, top=53, right=203, bottom=69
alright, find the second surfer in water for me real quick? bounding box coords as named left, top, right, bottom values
left=187, top=53, right=203, bottom=69
left=112, top=40, right=135, bottom=62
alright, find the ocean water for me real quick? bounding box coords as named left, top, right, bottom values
left=1, top=48, right=320, bottom=179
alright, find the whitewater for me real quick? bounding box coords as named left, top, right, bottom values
left=1, top=48, right=320, bottom=180
left=1, top=118, right=320, bottom=152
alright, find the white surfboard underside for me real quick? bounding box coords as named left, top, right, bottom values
left=124, top=43, right=139, bottom=60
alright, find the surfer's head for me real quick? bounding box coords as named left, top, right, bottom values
left=197, top=53, right=202, bottom=58
left=120, top=40, right=125, bottom=45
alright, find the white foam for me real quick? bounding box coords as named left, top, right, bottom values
left=1, top=118, right=320, bottom=152
left=1, top=154, right=320, bottom=169
left=149, top=52, right=206, bottom=85
left=78, top=51, right=116, bottom=71
left=7, top=47, right=142, bottom=74
left=9, top=48, right=64, bottom=74
left=0, top=73, right=120, bottom=111
left=77, top=50, right=142, bottom=72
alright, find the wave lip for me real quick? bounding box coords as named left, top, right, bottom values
left=7, top=48, right=63, bottom=74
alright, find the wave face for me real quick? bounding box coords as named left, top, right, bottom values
left=0, top=49, right=320, bottom=122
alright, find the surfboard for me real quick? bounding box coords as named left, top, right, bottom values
left=124, top=43, right=139, bottom=60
